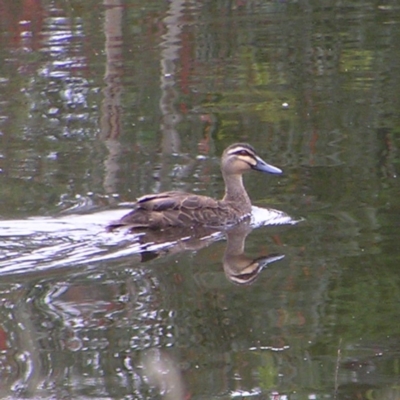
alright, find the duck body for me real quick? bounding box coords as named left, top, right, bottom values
left=107, top=143, right=282, bottom=231
left=109, top=191, right=250, bottom=229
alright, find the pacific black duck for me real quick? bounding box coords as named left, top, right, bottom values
left=107, top=143, right=282, bottom=230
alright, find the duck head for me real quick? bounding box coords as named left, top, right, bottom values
left=221, top=143, right=282, bottom=175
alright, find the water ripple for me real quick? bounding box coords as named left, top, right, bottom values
left=0, top=207, right=297, bottom=276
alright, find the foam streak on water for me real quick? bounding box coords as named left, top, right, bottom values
left=0, top=207, right=298, bottom=276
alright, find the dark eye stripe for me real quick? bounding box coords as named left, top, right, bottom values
left=227, top=146, right=256, bottom=158
left=236, top=150, right=249, bottom=156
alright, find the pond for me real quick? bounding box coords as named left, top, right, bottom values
left=0, top=1, right=400, bottom=399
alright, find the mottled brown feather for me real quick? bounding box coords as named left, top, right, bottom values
left=107, top=191, right=242, bottom=230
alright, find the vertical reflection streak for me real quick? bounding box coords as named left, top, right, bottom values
left=159, top=0, right=186, bottom=155
left=101, top=0, right=123, bottom=195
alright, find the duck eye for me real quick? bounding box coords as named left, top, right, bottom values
left=236, top=150, right=250, bottom=156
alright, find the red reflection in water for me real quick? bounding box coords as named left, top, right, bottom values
left=0, top=326, right=8, bottom=350
left=0, top=0, right=44, bottom=50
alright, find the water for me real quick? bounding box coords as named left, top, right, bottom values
left=1, top=1, right=400, bottom=399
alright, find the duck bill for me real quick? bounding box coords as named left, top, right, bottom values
left=253, top=156, right=282, bottom=174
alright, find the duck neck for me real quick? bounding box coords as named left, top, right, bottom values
left=222, top=173, right=252, bottom=210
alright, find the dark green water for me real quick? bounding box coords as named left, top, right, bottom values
left=0, top=1, right=400, bottom=399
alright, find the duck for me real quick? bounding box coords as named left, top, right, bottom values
left=107, top=143, right=282, bottom=231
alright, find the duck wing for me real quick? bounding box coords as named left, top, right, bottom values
left=107, top=191, right=239, bottom=230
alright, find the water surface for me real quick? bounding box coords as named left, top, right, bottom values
left=0, top=1, right=400, bottom=399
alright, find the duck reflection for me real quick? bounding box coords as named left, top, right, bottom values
left=135, top=221, right=284, bottom=285
left=222, top=222, right=284, bottom=285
